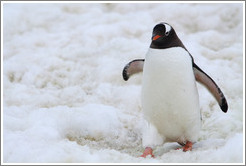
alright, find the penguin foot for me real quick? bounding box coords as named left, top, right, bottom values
left=140, top=147, right=155, bottom=158
left=176, top=141, right=193, bottom=152
left=183, top=141, right=192, bottom=151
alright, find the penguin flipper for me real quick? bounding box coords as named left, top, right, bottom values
left=193, top=63, right=228, bottom=113
left=122, top=59, right=144, bottom=81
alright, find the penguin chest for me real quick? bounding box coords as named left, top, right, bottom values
left=142, top=47, right=200, bottom=142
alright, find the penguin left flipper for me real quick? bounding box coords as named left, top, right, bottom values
left=193, top=63, right=228, bottom=113
left=122, top=59, right=144, bottom=81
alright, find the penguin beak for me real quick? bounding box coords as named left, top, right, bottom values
left=152, top=35, right=161, bottom=41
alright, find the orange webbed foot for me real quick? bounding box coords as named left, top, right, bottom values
left=140, top=147, right=155, bottom=158
left=176, top=141, right=193, bottom=152
left=183, top=141, right=192, bottom=151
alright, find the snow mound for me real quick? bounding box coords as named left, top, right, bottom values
left=2, top=2, right=244, bottom=163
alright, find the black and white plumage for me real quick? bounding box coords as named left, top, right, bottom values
left=123, top=22, right=228, bottom=113
left=122, top=22, right=228, bottom=156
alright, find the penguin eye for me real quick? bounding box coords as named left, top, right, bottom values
left=165, top=31, right=169, bottom=36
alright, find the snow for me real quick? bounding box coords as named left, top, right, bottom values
left=2, top=2, right=244, bottom=164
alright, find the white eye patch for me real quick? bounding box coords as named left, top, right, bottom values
left=164, top=23, right=171, bottom=34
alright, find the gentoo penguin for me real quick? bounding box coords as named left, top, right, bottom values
left=122, top=22, right=228, bottom=158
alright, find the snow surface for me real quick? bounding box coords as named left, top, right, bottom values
left=2, top=2, right=244, bottom=164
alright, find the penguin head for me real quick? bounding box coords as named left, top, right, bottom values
left=150, top=22, right=185, bottom=49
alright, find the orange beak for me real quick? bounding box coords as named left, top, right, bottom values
left=152, top=35, right=161, bottom=41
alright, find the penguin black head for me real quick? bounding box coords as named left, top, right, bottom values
left=150, top=22, right=186, bottom=49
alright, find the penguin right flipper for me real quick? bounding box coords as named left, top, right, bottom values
left=122, top=59, right=145, bottom=81
left=193, top=63, right=228, bottom=113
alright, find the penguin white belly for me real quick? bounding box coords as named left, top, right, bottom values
left=142, top=47, right=201, bottom=144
